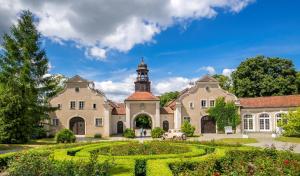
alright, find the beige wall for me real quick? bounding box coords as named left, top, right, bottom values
left=49, top=81, right=109, bottom=137
left=160, top=114, right=174, bottom=130
left=111, top=115, right=126, bottom=134
left=178, top=82, right=237, bottom=134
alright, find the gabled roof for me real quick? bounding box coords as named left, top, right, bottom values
left=67, top=75, right=90, bottom=83
left=126, top=92, right=159, bottom=101
left=196, top=75, right=218, bottom=83
left=111, top=103, right=126, bottom=115
left=240, top=95, right=300, bottom=108
left=160, top=107, right=174, bottom=114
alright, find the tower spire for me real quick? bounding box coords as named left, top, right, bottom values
left=135, top=58, right=151, bottom=92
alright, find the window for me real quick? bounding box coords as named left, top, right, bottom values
left=93, top=103, right=97, bottom=109
left=57, top=104, right=62, bottom=110
left=259, top=113, right=270, bottom=131
left=209, top=100, right=215, bottom=107
left=70, top=101, right=76, bottom=109
left=75, top=87, right=80, bottom=92
left=189, top=102, right=194, bottom=109
left=276, top=113, right=287, bottom=126
left=52, top=118, right=59, bottom=126
left=243, top=114, right=254, bottom=131
left=184, top=116, right=191, bottom=123
left=95, top=118, right=103, bottom=127
left=201, top=100, right=207, bottom=108
left=79, top=101, right=85, bottom=110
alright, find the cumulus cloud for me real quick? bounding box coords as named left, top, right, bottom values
left=198, top=66, right=216, bottom=75
left=222, top=68, right=236, bottom=77
left=0, top=0, right=253, bottom=60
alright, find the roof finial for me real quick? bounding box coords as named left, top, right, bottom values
left=141, top=57, right=144, bottom=64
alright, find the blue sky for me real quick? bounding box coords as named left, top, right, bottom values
left=1, top=0, right=300, bottom=101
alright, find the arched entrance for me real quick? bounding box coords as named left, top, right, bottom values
left=117, top=121, right=124, bottom=134
left=163, top=120, right=169, bottom=131
left=201, top=116, right=216, bottom=133
left=69, top=117, right=85, bottom=135
left=134, top=114, right=152, bottom=129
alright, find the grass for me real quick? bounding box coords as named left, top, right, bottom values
left=275, top=136, right=300, bottom=143
left=214, top=138, right=258, bottom=144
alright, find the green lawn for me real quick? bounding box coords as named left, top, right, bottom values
left=214, top=138, right=258, bottom=144
left=275, top=136, right=300, bottom=143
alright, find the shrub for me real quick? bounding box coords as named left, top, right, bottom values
left=56, top=129, right=76, bottom=143
left=135, top=159, right=146, bottom=176
left=31, top=125, right=47, bottom=139
left=181, top=121, right=195, bottom=137
left=151, top=127, right=164, bottom=138
left=94, top=133, right=102, bottom=138
left=278, top=108, right=300, bottom=137
left=123, top=128, right=135, bottom=138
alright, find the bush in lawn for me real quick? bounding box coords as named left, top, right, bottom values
left=123, top=128, right=135, bottom=138
left=278, top=108, right=300, bottom=137
left=94, top=133, right=102, bottom=138
left=151, top=127, right=165, bottom=138
left=181, top=121, right=195, bottom=137
left=56, top=129, right=76, bottom=143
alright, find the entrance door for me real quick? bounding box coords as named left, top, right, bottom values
left=117, top=121, right=123, bottom=134
left=69, top=117, right=85, bottom=135
left=201, top=116, right=216, bottom=133
left=163, top=120, right=169, bottom=131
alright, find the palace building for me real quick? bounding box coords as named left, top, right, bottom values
left=48, top=60, right=300, bottom=137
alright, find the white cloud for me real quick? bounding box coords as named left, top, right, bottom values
left=198, top=66, right=216, bottom=75
left=0, top=0, right=254, bottom=60
left=222, top=68, right=236, bottom=77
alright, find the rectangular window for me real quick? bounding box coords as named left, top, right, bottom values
left=93, top=103, right=97, bottom=109
left=57, top=104, right=62, bottom=110
left=243, top=119, right=248, bottom=130
left=249, top=119, right=253, bottom=130
left=183, top=116, right=191, bottom=123
left=79, top=101, right=85, bottom=110
left=95, top=118, right=103, bottom=127
left=265, top=119, right=270, bottom=130
left=70, top=101, right=76, bottom=109
left=259, top=119, right=264, bottom=130
left=201, top=100, right=207, bottom=108
left=209, top=100, right=215, bottom=107
left=52, top=118, right=59, bottom=126
left=75, top=87, right=80, bottom=92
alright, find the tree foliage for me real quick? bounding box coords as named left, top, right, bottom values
left=0, top=11, right=59, bottom=143
left=181, top=121, right=195, bottom=137
left=232, top=56, right=298, bottom=97
left=297, top=72, right=300, bottom=94
left=278, top=108, right=300, bottom=137
left=207, top=97, right=240, bottom=131
left=212, top=74, right=232, bottom=92
left=159, top=91, right=179, bottom=107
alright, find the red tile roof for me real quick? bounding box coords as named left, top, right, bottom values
left=160, top=107, right=174, bottom=114
left=112, top=103, right=125, bottom=115
left=126, top=92, right=159, bottom=101
left=240, top=95, right=300, bottom=108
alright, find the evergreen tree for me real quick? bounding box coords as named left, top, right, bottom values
left=0, top=11, right=59, bottom=143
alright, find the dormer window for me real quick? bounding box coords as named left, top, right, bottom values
left=75, top=87, right=80, bottom=92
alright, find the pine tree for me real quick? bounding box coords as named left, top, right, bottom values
left=0, top=11, right=59, bottom=143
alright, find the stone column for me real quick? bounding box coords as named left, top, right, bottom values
left=103, top=103, right=111, bottom=137
left=174, top=102, right=182, bottom=129
left=125, top=102, right=130, bottom=129
left=155, top=102, right=160, bottom=127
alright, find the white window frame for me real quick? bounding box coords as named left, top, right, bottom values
left=243, top=114, right=254, bottom=132
left=183, top=116, right=191, bottom=123
left=259, top=113, right=271, bottom=132
left=52, top=118, right=59, bottom=126
left=201, top=99, right=207, bottom=109
left=275, top=112, right=287, bottom=127
left=209, top=99, right=215, bottom=107
left=95, top=117, right=103, bottom=127
left=79, top=101, right=85, bottom=110
left=70, top=101, right=76, bottom=110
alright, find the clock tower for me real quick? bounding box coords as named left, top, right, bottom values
left=134, top=58, right=151, bottom=92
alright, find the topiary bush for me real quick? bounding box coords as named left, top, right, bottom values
left=151, top=127, right=165, bottom=138
left=55, top=129, right=76, bottom=143
left=181, top=121, right=195, bottom=137
left=123, top=128, right=135, bottom=138
left=94, top=133, right=102, bottom=138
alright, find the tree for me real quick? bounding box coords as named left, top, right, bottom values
left=212, top=74, right=232, bottom=92
left=159, top=91, right=179, bottom=107
left=296, top=72, right=300, bottom=94
left=231, top=56, right=298, bottom=97
left=278, top=109, right=300, bottom=137
left=0, top=11, right=59, bottom=143
left=181, top=121, right=195, bottom=137
left=207, top=97, right=240, bottom=132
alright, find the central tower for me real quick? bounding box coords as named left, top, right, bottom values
left=134, top=58, right=151, bottom=92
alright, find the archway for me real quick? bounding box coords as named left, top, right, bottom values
left=201, top=116, right=216, bottom=133
left=117, top=121, right=124, bottom=134
left=134, top=114, right=152, bottom=129
left=69, top=117, right=85, bottom=135
left=163, top=120, right=169, bottom=131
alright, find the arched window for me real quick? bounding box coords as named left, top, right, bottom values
left=243, top=114, right=254, bottom=131
left=259, top=113, right=270, bottom=131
